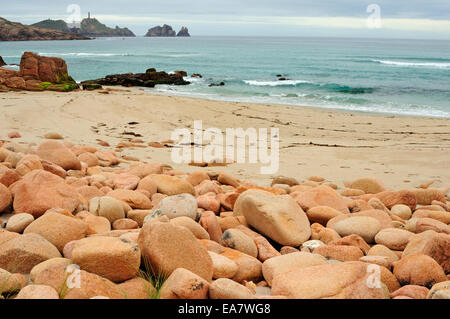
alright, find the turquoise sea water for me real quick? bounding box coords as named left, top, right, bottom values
left=2, top=36, right=450, bottom=118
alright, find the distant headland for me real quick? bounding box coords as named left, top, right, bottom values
left=0, top=17, right=89, bottom=41
left=0, top=13, right=191, bottom=41
left=32, top=13, right=135, bottom=38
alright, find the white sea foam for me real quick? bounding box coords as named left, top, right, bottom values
left=372, top=59, right=450, bottom=69
left=244, top=79, right=312, bottom=86
left=38, top=52, right=131, bottom=57
left=1, top=65, right=19, bottom=71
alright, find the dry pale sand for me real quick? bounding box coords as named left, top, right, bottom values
left=1, top=87, right=449, bottom=190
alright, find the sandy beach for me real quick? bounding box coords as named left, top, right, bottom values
left=1, top=87, right=449, bottom=189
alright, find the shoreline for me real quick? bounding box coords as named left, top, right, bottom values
left=1, top=87, right=449, bottom=189
left=145, top=88, right=450, bottom=120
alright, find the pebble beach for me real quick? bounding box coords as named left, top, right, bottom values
left=0, top=86, right=449, bottom=300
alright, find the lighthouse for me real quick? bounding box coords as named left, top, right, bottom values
left=88, top=12, right=91, bottom=19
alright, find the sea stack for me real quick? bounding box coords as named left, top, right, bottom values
left=145, top=24, right=176, bottom=37
left=177, top=27, right=190, bottom=37
left=0, top=56, right=6, bottom=67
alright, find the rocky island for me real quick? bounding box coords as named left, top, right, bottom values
left=145, top=25, right=190, bottom=37
left=0, top=17, right=89, bottom=41
left=32, top=15, right=135, bottom=38
left=177, top=27, right=190, bottom=37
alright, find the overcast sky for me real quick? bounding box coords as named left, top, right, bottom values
left=3, top=0, right=450, bottom=39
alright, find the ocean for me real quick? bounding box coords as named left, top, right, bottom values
left=2, top=36, right=450, bottom=118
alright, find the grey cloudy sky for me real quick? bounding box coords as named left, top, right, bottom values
left=3, top=0, right=450, bottom=39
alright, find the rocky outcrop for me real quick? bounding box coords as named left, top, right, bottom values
left=20, top=52, right=68, bottom=83
left=81, top=68, right=190, bottom=89
left=0, top=52, right=79, bottom=92
left=0, top=17, right=89, bottom=41
left=72, top=18, right=135, bottom=37
left=177, top=27, right=190, bottom=37
left=145, top=25, right=177, bottom=37
left=31, top=19, right=70, bottom=33
left=0, top=56, right=5, bottom=67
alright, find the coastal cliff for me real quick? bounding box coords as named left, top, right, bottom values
left=145, top=25, right=190, bottom=37
left=0, top=17, right=89, bottom=41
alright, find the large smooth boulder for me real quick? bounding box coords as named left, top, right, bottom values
left=0, top=183, right=12, bottom=212
left=427, top=281, right=450, bottom=299
left=306, top=206, right=344, bottom=225
left=29, top=257, right=72, bottom=282
left=314, top=245, right=364, bottom=262
left=156, top=194, right=197, bottom=220
left=15, top=285, right=60, bottom=299
left=0, top=166, right=21, bottom=187
left=406, top=217, right=450, bottom=235
left=412, top=210, right=450, bottom=224
left=393, top=254, right=447, bottom=288
left=107, top=189, right=152, bottom=210
left=88, top=196, right=125, bottom=223
left=327, top=209, right=393, bottom=230
left=11, top=170, right=80, bottom=217
left=117, top=277, right=156, bottom=299
left=233, top=190, right=311, bottom=246
left=374, top=228, right=414, bottom=250
left=36, top=140, right=81, bottom=170
left=367, top=244, right=399, bottom=263
left=24, top=211, right=87, bottom=252
left=262, top=252, right=328, bottom=286
left=208, top=251, right=238, bottom=279
left=209, top=278, right=255, bottom=299
left=221, top=229, right=257, bottom=258
left=170, top=216, right=210, bottom=240
left=291, top=185, right=350, bottom=214
left=138, top=220, right=213, bottom=281
left=220, top=247, right=262, bottom=283
left=32, top=261, right=124, bottom=299
left=71, top=236, right=140, bottom=283
left=402, top=230, right=450, bottom=274
left=160, top=268, right=209, bottom=299
left=391, top=285, right=429, bottom=299
left=330, top=216, right=381, bottom=243
left=360, top=190, right=417, bottom=211
left=6, top=213, right=34, bottom=233
left=271, top=261, right=390, bottom=299
left=412, top=189, right=446, bottom=205
left=147, top=174, right=195, bottom=195
left=136, top=175, right=158, bottom=195
left=332, top=234, right=371, bottom=255
left=0, top=268, right=27, bottom=294
left=0, top=233, right=61, bottom=273
left=15, top=154, right=43, bottom=176
left=349, top=177, right=386, bottom=194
